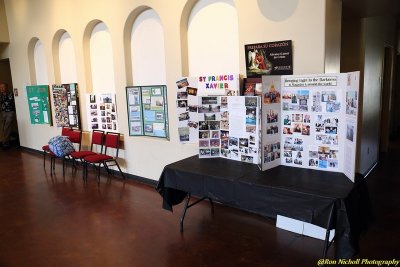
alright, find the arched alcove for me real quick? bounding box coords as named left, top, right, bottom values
left=52, top=30, right=78, bottom=84
left=27, top=37, right=39, bottom=84
left=130, top=9, right=167, bottom=85
left=89, top=22, right=115, bottom=93
left=181, top=0, right=240, bottom=76
left=32, top=39, right=49, bottom=84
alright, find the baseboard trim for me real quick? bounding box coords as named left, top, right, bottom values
left=19, top=146, right=158, bottom=187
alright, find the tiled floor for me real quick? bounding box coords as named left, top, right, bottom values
left=0, top=142, right=398, bottom=267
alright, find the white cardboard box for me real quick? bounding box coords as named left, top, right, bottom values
left=276, top=215, right=335, bottom=242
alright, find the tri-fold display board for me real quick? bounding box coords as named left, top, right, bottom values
left=261, top=72, right=360, bottom=181
left=177, top=72, right=360, bottom=181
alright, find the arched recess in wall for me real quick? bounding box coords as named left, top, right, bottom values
left=52, top=29, right=78, bottom=84
left=181, top=0, right=239, bottom=76
left=130, top=9, right=167, bottom=85
left=83, top=20, right=115, bottom=93
left=27, top=37, right=49, bottom=84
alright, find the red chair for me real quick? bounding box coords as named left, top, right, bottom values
left=42, top=127, right=71, bottom=167
left=83, top=132, right=125, bottom=183
left=70, top=130, right=105, bottom=178
left=50, top=128, right=82, bottom=175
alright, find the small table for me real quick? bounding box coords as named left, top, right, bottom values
left=156, top=155, right=372, bottom=259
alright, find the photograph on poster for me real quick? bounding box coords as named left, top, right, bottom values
left=292, top=114, right=303, bottom=122
left=221, top=149, right=230, bottom=157
left=188, top=105, right=198, bottom=112
left=144, top=124, right=153, bottom=133
left=199, top=140, right=209, bottom=147
left=241, top=155, right=254, bottom=163
left=221, top=130, right=229, bottom=139
left=199, top=131, right=209, bottom=139
left=221, top=120, right=229, bottom=130
left=246, top=107, right=257, bottom=125
left=346, top=91, right=358, bottom=115
left=199, top=121, right=208, bottom=130
left=283, top=115, right=291, bottom=125
left=302, top=125, right=310, bottom=135
left=151, top=96, right=164, bottom=110
left=178, top=127, right=190, bottom=141
left=312, top=91, right=322, bottom=112
left=177, top=100, right=187, bottom=108
left=221, top=111, right=229, bottom=120
left=202, top=97, right=218, bottom=105
left=244, top=83, right=255, bottom=96
left=179, top=112, right=190, bottom=121
left=187, top=121, right=198, bottom=128
left=283, top=127, right=292, bottom=134
left=263, top=84, right=281, bottom=104
left=267, top=109, right=279, bottom=123
left=245, top=97, right=258, bottom=107
left=347, top=123, right=354, bottom=142
left=246, top=125, right=256, bottom=133
left=229, top=137, right=238, bottom=146
left=210, top=139, right=220, bottom=147
left=267, top=124, right=279, bottom=135
left=200, top=149, right=211, bottom=156
left=208, top=121, right=220, bottom=130
left=187, top=87, right=198, bottom=96
left=198, top=104, right=220, bottom=113
left=177, top=92, right=188, bottom=99
left=204, top=113, right=216, bottom=121
left=221, top=139, right=228, bottom=149
left=292, top=123, right=302, bottom=133
left=211, top=131, right=220, bottom=139
left=177, top=78, right=189, bottom=89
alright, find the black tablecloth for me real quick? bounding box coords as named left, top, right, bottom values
left=156, top=155, right=372, bottom=258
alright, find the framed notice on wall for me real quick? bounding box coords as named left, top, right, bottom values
left=26, top=85, right=52, bottom=125
left=126, top=85, right=169, bottom=139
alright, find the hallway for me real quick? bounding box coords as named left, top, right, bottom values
left=0, top=144, right=398, bottom=266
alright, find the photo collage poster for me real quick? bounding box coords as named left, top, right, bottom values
left=260, top=72, right=359, bottom=181
left=26, top=85, right=52, bottom=125
left=261, top=76, right=282, bottom=170
left=52, top=83, right=81, bottom=128
left=86, top=93, right=118, bottom=132
left=199, top=96, right=261, bottom=165
left=126, top=85, right=169, bottom=139
left=176, top=74, right=240, bottom=143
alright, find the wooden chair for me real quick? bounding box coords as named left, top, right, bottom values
left=42, top=127, right=71, bottom=167
left=83, top=132, right=125, bottom=183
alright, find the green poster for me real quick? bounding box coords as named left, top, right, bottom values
left=26, top=85, right=52, bottom=125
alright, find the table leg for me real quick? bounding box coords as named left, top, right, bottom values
left=180, top=193, right=191, bottom=233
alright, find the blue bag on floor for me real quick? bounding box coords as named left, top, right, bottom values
left=48, top=135, right=75, bottom=157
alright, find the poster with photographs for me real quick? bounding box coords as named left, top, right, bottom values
left=26, top=85, right=52, bottom=125
left=261, top=76, right=282, bottom=170
left=278, top=72, right=360, bottom=181
left=86, top=93, right=118, bottom=132
left=176, top=74, right=240, bottom=143
left=199, top=96, right=261, bottom=164
left=52, top=83, right=81, bottom=128
left=126, top=85, right=169, bottom=139
left=245, top=40, right=293, bottom=78
left=343, top=72, right=360, bottom=180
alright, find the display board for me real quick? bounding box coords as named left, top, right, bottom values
left=126, top=85, right=169, bottom=139
left=176, top=74, right=240, bottom=143
left=26, top=85, right=52, bottom=125
left=198, top=96, right=261, bottom=164
left=52, top=83, right=81, bottom=128
left=261, top=72, right=360, bottom=181
left=86, top=93, right=118, bottom=132
left=245, top=40, right=293, bottom=78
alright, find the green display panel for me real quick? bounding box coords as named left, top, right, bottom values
left=26, top=85, right=52, bottom=125
left=126, top=85, right=169, bottom=139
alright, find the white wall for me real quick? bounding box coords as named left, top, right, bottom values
left=4, top=0, right=331, bottom=181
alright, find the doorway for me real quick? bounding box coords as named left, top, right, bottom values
left=379, top=46, right=394, bottom=153
left=0, top=58, right=19, bottom=147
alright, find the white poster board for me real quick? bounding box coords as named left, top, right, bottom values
left=176, top=74, right=240, bottom=143
left=261, top=72, right=360, bottom=181
left=198, top=96, right=261, bottom=164
left=86, top=93, right=119, bottom=132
